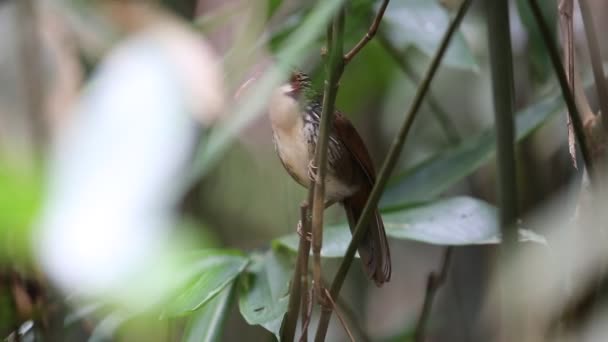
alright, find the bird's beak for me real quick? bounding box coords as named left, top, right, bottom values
left=282, top=84, right=298, bottom=98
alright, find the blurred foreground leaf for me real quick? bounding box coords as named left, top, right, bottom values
left=382, top=0, right=477, bottom=70
left=381, top=93, right=564, bottom=210
left=192, top=0, right=345, bottom=179
left=182, top=283, right=235, bottom=342
left=164, top=250, right=248, bottom=316
left=275, top=197, right=546, bottom=256
left=238, top=250, right=292, bottom=339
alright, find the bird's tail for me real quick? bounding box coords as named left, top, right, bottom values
left=343, top=186, right=391, bottom=286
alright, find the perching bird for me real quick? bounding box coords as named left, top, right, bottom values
left=268, top=71, right=391, bottom=286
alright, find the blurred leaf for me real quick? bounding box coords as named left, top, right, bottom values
left=381, top=93, right=564, bottom=210
left=268, top=0, right=284, bottom=19
left=182, top=283, right=235, bottom=342
left=164, top=250, right=248, bottom=316
left=238, top=250, right=292, bottom=339
left=516, top=0, right=557, bottom=84
left=382, top=0, right=477, bottom=70
left=192, top=0, right=345, bottom=179
left=276, top=197, right=546, bottom=255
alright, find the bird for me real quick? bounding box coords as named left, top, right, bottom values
left=268, top=70, right=391, bottom=286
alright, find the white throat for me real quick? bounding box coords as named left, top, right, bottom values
left=268, top=83, right=301, bottom=130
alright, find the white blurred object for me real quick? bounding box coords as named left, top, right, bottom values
left=35, top=10, right=225, bottom=308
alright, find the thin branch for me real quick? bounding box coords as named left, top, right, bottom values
left=527, top=0, right=596, bottom=181
left=314, top=1, right=473, bottom=340
left=323, top=289, right=355, bottom=342
left=559, top=0, right=578, bottom=167
left=298, top=286, right=314, bottom=342
left=414, top=247, right=453, bottom=342
left=280, top=203, right=311, bottom=341
left=578, top=0, right=608, bottom=132
left=376, top=31, right=460, bottom=144
left=343, top=0, right=390, bottom=64
left=310, top=7, right=346, bottom=301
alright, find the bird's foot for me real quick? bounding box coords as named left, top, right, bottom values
left=308, top=160, right=319, bottom=183
left=296, top=220, right=312, bottom=242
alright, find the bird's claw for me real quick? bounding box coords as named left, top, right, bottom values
left=296, top=220, right=312, bottom=242
left=308, top=160, right=319, bottom=183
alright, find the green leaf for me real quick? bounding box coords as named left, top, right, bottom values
left=381, top=93, right=564, bottom=211
left=0, top=158, right=43, bottom=260
left=238, top=250, right=293, bottom=339
left=516, top=0, right=558, bottom=84
left=382, top=0, right=477, bottom=70
left=182, top=283, right=235, bottom=342
left=164, top=250, right=248, bottom=316
left=275, top=197, right=546, bottom=255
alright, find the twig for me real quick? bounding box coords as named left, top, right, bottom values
left=314, top=1, right=473, bottom=340
left=376, top=32, right=460, bottom=144
left=343, top=0, right=390, bottom=64
left=558, top=0, right=578, bottom=167
left=323, top=289, right=355, bottom=342
left=281, top=203, right=311, bottom=341
left=414, top=247, right=453, bottom=342
left=310, top=7, right=346, bottom=302
left=299, top=286, right=314, bottom=342
left=578, top=0, right=608, bottom=132
left=335, top=295, right=372, bottom=342
left=527, top=0, right=596, bottom=182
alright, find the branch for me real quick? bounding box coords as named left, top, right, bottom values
left=280, top=203, right=311, bottom=341
left=311, top=6, right=345, bottom=302
left=414, top=247, right=453, bottom=342
left=376, top=32, right=460, bottom=144
left=558, top=0, right=578, bottom=167
left=314, top=1, right=473, bottom=340
left=343, top=0, right=390, bottom=64
left=578, top=0, right=608, bottom=132
left=527, top=0, right=596, bottom=181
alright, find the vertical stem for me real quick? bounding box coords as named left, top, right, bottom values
left=314, top=1, right=473, bottom=340
left=486, top=1, right=518, bottom=340
left=15, top=0, right=45, bottom=151
left=578, top=0, right=608, bottom=132
left=486, top=0, right=518, bottom=245
left=311, top=8, right=346, bottom=299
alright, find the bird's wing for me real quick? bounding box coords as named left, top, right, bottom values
left=332, top=111, right=377, bottom=184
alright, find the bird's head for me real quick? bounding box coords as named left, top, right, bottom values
left=285, top=70, right=313, bottom=99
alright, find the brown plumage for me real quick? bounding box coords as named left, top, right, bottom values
left=268, top=71, right=391, bottom=286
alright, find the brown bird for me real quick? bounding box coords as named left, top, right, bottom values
left=268, top=71, right=391, bottom=286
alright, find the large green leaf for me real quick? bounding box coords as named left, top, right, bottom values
left=382, top=0, right=477, bottom=70
left=238, top=250, right=293, bottom=339
left=275, top=197, right=546, bottom=256
left=181, top=283, right=235, bottom=342
left=164, top=250, right=248, bottom=316
left=381, top=93, right=564, bottom=211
